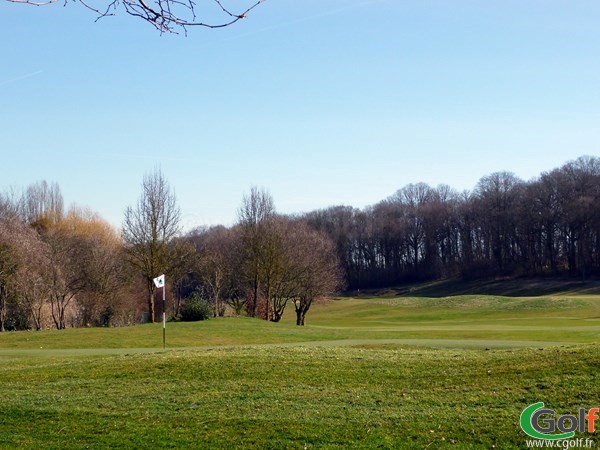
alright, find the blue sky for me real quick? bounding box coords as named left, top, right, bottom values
left=1, top=0, right=599, bottom=229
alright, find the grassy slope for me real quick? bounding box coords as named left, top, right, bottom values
left=1, top=286, right=600, bottom=448
left=371, top=277, right=600, bottom=297
left=1, top=292, right=600, bottom=351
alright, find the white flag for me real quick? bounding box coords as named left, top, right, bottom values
left=153, top=274, right=165, bottom=288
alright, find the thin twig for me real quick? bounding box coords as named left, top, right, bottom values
left=7, top=0, right=265, bottom=34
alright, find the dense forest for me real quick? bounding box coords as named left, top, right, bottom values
left=0, top=155, right=598, bottom=330
left=304, top=155, right=600, bottom=289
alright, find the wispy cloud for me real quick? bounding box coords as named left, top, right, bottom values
left=0, top=70, right=43, bottom=87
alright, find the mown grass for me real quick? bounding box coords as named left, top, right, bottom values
left=1, top=291, right=600, bottom=448
left=306, top=295, right=600, bottom=344
left=1, top=344, right=600, bottom=448
left=2, top=293, right=600, bottom=351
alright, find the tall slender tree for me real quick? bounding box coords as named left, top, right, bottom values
left=122, top=169, right=181, bottom=323
left=22, top=180, right=64, bottom=231
left=237, top=187, right=275, bottom=318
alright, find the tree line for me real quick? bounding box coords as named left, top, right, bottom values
left=303, top=155, right=600, bottom=288
left=0, top=156, right=598, bottom=330
left=0, top=174, right=342, bottom=330
left=0, top=182, right=133, bottom=330
left=186, top=187, right=343, bottom=326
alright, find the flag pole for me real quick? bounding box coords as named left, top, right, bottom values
left=153, top=274, right=167, bottom=349
left=162, top=277, right=166, bottom=349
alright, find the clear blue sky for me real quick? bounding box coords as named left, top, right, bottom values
left=1, top=0, right=599, bottom=229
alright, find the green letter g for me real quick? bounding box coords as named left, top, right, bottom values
left=520, top=402, right=576, bottom=440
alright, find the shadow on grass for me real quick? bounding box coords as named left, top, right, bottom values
left=360, top=277, right=600, bottom=298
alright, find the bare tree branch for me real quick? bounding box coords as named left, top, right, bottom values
left=7, top=0, right=265, bottom=34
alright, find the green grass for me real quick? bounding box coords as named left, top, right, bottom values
left=1, top=344, right=600, bottom=448
left=2, top=289, right=600, bottom=448
left=2, top=293, right=600, bottom=352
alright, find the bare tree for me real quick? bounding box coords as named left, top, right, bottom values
left=187, top=216, right=341, bottom=323
left=45, top=228, right=90, bottom=329
left=0, top=241, right=17, bottom=332
left=304, top=205, right=359, bottom=287
left=290, top=222, right=343, bottom=326
left=21, top=181, right=64, bottom=230
left=0, top=189, right=23, bottom=221
left=59, top=207, right=136, bottom=327
left=239, top=216, right=343, bottom=324
left=220, top=225, right=247, bottom=315
left=6, top=0, right=264, bottom=34
left=166, top=235, right=198, bottom=318
left=259, top=216, right=293, bottom=322
left=0, top=218, right=50, bottom=331
left=15, top=262, right=49, bottom=330
left=191, top=226, right=233, bottom=317
left=12, top=229, right=50, bottom=330
left=237, top=186, right=275, bottom=318
left=474, top=172, right=523, bottom=272
left=122, top=168, right=181, bottom=323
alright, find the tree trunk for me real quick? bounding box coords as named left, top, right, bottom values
left=175, top=285, right=182, bottom=318
left=252, top=274, right=259, bottom=318
left=57, top=295, right=68, bottom=330
left=148, top=281, right=156, bottom=323
left=30, top=305, right=42, bottom=331
left=265, top=285, right=271, bottom=321
left=51, top=296, right=61, bottom=330
left=0, top=286, right=5, bottom=332
left=295, top=307, right=306, bottom=326
left=59, top=305, right=66, bottom=329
